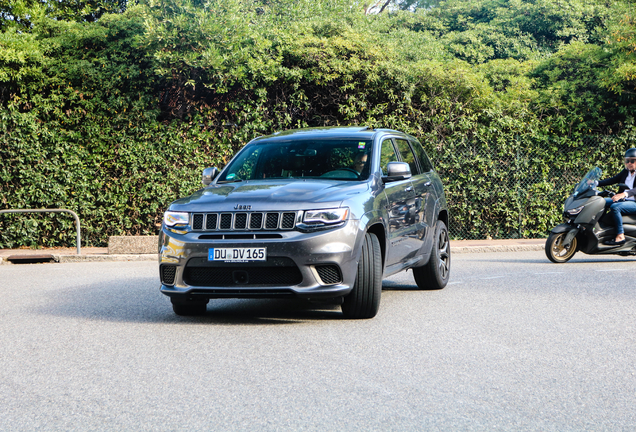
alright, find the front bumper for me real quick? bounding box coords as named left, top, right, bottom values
left=158, top=220, right=362, bottom=299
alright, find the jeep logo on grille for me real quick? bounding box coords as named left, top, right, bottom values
left=234, top=204, right=251, bottom=210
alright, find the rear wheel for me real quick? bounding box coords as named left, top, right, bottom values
left=412, top=220, right=451, bottom=290
left=545, top=232, right=578, bottom=263
left=171, top=298, right=208, bottom=316
left=342, top=232, right=382, bottom=319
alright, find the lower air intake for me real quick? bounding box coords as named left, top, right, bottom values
left=315, top=265, right=342, bottom=285
left=161, top=265, right=177, bottom=286
left=183, top=258, right=303, bottom=287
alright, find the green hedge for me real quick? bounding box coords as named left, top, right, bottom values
left=429, top=132, right=636, bottom=239
left=1, top=0, right=635, bottom=247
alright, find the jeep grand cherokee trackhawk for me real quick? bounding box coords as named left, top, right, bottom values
left=159, top=127, right=450, bottom=318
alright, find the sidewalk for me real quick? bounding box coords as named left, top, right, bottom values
left=451, top=238, right=546, bottom=253
left=0, top=237, right=546, bottom=265
left=0, top=246, right=156, bottom=264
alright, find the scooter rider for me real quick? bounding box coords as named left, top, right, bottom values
left=599, top=148, right=636, bottom=246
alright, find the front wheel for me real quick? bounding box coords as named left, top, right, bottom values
left=545, top=231, right=578, bottom=263
left=341, top=232, right=382, bottom=319
left=412, top=220, right=451, bottom=290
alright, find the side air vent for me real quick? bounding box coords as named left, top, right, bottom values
left=315, top=265, right=342, bottom=285
left=161, top=265, right=177, bottom=286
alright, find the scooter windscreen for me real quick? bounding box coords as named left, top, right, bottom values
left=573, top=167, right=602, bottom=197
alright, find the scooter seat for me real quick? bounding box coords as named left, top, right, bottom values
left=623, top=215, right=636, bottom=225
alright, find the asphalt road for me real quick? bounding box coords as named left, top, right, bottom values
left=1, top=251, right=635, bottom=431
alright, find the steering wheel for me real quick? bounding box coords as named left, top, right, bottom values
left=338, top=168, right=360, bottom=175
left=321, top=168, right=360, bottom=179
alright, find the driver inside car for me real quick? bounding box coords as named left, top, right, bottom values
left=353, top=152, right=368, bottom=175
left=599, top=147, right=636, bottom=245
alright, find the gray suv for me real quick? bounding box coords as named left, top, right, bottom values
left=159, top=127, right=450, bottom=318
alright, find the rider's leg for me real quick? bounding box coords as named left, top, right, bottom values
left=609, top=201, right=636, bottom=241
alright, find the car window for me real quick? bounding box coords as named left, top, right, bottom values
left=218, top=139, right=373, bottom=182
left=380, top=139, right=399, bottom=176
left=410, top=140, right=434, bottom=172
left=222, top=147, right=262, bottom=181
left=395, top=139, right=419, bottom=175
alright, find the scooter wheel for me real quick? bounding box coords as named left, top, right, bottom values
left=545, top=232, right=578, bottom=263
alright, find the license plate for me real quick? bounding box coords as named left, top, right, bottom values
left=208, top=247, right=267, bottom=262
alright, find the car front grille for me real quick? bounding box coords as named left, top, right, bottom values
left=191, top=211, right=297, bottom=231
left=315, top=265, right=342, bottom=285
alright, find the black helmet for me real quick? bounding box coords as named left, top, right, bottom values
left=625, top=148, right=636, bottom=158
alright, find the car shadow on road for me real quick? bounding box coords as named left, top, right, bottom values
left=35, top=276, right=347, bottom=325
left=381, top=280, right=419, bottom=291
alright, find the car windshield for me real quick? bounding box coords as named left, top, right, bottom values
left=217, top=139, right=373, bottom=182
left=573, top=167, right=602, bottom=197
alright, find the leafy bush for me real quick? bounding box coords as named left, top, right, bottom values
left=0, top=0, right=634, bottom=246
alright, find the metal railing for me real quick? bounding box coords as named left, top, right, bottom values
left=0, top=209, right=81, bottom=255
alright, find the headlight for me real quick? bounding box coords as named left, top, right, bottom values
left=164, top=211, right=189, bottom=227
left=303, top=208, right=349, bottom=224
left=566, top=205, right=585, bottom=216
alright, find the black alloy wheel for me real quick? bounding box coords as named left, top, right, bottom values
left=412, top=220, right=450, bottom=290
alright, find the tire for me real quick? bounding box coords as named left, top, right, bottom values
left=545, top=231, right=577, bottom=263
left=341, top=232, right=382, bottom=319
left=171, top=298, right=208, bottom=316
left=412, top=220, right=451, bottom=290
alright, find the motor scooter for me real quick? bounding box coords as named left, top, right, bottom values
left=545, top=167, right=636, bottom=263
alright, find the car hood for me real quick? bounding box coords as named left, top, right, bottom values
left=169, top=179, right=370, bottom=212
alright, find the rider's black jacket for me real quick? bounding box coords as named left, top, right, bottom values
left=599, top=169, right=631, bottom=193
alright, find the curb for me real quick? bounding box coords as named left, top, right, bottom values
left=108, top=236, right=158, bottom=255
left=0, top=254, right=157, bottom=265
left=0, top=246, right=546, bottom=264
left=451, top=244, right=544, bottom=254
left=0, top=237, right=547, bottom=264
left=57, top=254, right=158, bottom=263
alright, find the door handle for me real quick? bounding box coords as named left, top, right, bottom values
left=423, top=181, right=432, bottom=187
left=405, top=186, right=413, bottom=192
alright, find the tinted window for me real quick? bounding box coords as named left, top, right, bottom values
left=410, top=140, right=434, bottom=172
left=218, top=139, right=373, bottom=182
left=395, top=139, right=418, bottom=175
left=380, top=138, right=399, bottom=176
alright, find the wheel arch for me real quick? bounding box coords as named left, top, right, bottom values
left=437, top=208, right=449, bottom=230
left=366, top=222, right=386, bottom=270
left=359, top=209, right=387, bottom=270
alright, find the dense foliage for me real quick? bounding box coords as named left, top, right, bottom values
left=1, top=0, right=635, bottom=246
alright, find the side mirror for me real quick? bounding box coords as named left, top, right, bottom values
left=383, top=162, right=411, bottom=182
left=202, top=167, right=219, bottom=186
